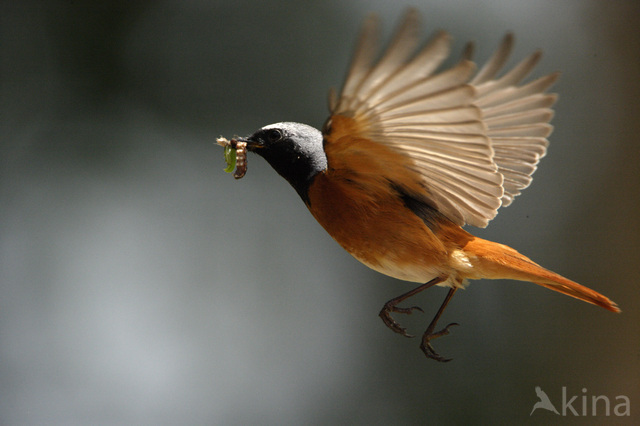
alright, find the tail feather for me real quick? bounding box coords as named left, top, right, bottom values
left=464, top=238, right=620, bottom=313
left=534, top=280, right=620, bottom=313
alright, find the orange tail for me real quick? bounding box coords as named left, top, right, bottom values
left=464, top=238, right=620, bottom=313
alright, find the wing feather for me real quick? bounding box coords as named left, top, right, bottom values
left=325, top=8, right=558, bottom=227
left=470, top=33, right=514, bottom=85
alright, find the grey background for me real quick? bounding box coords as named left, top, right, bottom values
left=1, top=0, right=639, bottom=424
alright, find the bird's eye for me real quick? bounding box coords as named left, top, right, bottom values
left=266, top=129, right=282, bottom=143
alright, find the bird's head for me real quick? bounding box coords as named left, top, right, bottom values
left=244, top=122, right=327, bottom=201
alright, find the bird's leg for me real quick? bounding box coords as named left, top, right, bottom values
left=420, top=287, right=459, bottom=362
left=379, top=275, right=447, bottom=338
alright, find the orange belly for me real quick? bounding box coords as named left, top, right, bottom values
left=306, top=171, right=452, bottom=282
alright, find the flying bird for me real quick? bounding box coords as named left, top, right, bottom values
left=219, top=9, right=620, bottom=361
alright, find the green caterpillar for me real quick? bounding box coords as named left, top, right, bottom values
left=224, top=145, right=237, bottom=173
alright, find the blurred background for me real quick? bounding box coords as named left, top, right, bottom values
left=1, top=0, right=638, bottom=424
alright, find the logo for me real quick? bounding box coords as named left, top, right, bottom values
left=531, top=386, right=630, bottom=417
left=530, top=386, right=559, bottom=415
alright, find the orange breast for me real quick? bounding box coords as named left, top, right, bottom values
left=306, top=134, right=453, bottom=282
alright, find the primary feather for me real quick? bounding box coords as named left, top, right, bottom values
left=328, top=8, right=558, bottom=227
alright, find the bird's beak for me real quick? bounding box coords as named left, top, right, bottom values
left=241, top=137, right=263, bottom=152
left=216, top=136, right=262, bottom=151
left=226, top=137, right=264, bottom=151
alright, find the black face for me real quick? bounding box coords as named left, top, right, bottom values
left=245, top=127, right=286, bottom=152
left=244, top=122, right=327, bottom=204
left=245, top=128, right=303, bottom=181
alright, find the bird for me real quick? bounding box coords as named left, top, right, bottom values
left=220, top=9, right=620, bottom=361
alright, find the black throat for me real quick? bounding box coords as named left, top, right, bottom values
left=255, top=144, right=324, bottom=204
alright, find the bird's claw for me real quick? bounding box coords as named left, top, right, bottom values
left=379, top=304, right=424, bottom=338
left=419, top=322, right=459, bottom=362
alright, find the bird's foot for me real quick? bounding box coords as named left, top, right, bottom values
left=419, top=322, right=459, bottom=362
left=378, top=303, right=424, bottom=338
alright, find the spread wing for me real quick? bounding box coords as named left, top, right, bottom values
left=324, top=8, right=558, bottom=227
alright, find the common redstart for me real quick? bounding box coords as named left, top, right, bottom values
left=219, top=9, right=619, bottom=361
